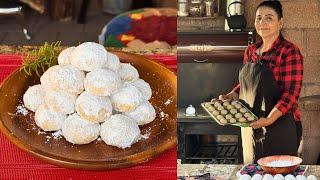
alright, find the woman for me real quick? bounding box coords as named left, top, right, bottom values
left=219, top=0, right=303, bottom=163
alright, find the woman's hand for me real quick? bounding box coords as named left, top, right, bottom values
left=218, top=91, right=239, bottom=101
left=250, top=117, right=274, bottom=129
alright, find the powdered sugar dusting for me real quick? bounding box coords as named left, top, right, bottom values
left=164, top=98, right=172, bottom=106
left=16, top=104, right=29, bottom=116
left=141, top=127, right=152, bottom=140
left=52, top=130, right=62, bottom=140
left=267, top=160, right=294, bottom=167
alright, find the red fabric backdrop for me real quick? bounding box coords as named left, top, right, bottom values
left=0, top=54, right=177, bottom=180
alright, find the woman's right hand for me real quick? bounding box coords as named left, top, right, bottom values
left=218, top=91, right=239, bottom=101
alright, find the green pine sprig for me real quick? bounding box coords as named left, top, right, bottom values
left=21, top=41, right=62, bottom=77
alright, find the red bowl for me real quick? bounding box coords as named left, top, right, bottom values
left=257, top=155, right=302, bottom=174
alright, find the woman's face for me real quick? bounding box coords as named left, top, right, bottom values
left=255, top=7, right=283, bottom=39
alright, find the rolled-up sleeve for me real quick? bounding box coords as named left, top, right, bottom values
left=275, top=46, right=303, bottom=114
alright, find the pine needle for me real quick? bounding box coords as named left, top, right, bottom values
left=20, top=41, right=62, bottom=76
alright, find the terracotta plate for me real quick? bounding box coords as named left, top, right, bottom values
left=0, top=50, right=177, bottom=170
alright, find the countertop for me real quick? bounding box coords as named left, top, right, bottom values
left=0, top=45, right=177, bottom=55
left=178, top=161, right=320, bottom=179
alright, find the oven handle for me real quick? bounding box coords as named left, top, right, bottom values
left=193, top=59, right=209, bottom=63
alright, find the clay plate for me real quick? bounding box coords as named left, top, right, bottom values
left=0, top=50, right=177, bottom=170
left=257, top=155, right=302, bottom=174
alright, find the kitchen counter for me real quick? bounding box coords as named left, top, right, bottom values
left=177, top=161, right=320, bottom=179
left=0, top=45, right=177, bottom=55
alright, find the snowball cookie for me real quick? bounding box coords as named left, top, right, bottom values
left=284, top=174, right=295, bottom=180
left=58, top=46, right=75, bottom=65
left=306, top=175, right=317, bottom=180
left=239, top=174, right=251, bottom=180
left=132, top=79, right=152, bottom=100
left=23, top=84, right=45, bottom=112
left=35, top=104, right=67, bottom=131
left=252, top=174, right=262, bottom=180
left=110, top=83, right=143, bottom=112
left=84, top=68, right=121, bottom=96
left=75, top=91, right=112, bottom=123
left=273, top=174, right=285, bottom=180
left=118, top=63, right=139, bottom=82
left=44, top=90, right=77, bottom=114
left=40, top=65, right=85, bottom=94
left=105, top=52, right=120, bottom=72
left=62, top=113, right=100, bottom=144
left=296, top=175, right=307, bottom=180
left=124, top=101, right=156, bottom=125
left=262, top=174, right=273, bottom=180
left=100, top=114, right=141, bottom=149
left=70, top=42, right=108, bottom=71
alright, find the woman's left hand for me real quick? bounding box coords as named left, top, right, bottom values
left=250, top=117, right=274, bottom=129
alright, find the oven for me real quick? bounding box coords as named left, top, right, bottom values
left=177, top=30, right=253, bottom=164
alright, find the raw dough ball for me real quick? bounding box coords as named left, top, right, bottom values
left=235, top=113, right=243, bottom=118
left=220, top=118, right=228, bottom=124
left=306, top=175, right=317, bottom=180
left=124, top=101, right=156, bottom=125
left=222, top=101, right=230, bottom=106
left=70, top=42, right=108, bottom=71
left=204, top=103, right=211, bottom=108
left=252, top=174, right=263, bottom=180
left=214, top=101, right=221, bottom=107
left=285, top=174, right=296, bottom=180
left=35, top=104, right=67, bottom=131
left=225, top=114, right=233, bottom=120
left=262, top=174, right=273, bottom=180
left=235, top=104, right=242, bottom=109
left=75, top=91, right=112, bottom=123
left=84, top=68, right=121, bottom=96
left=240, top=108, right=247, bottom=113
left=231, top=100, right=238, bottom=106
left=208, top=106, right=215, bottom=111
left=226, top=105, right=234, bottom=110
left=238, top=117, right=246, bottom=122
left=118, top=63, right=139, bottom=82
left=40, top=65, right=85, bottom=94
left=217, top=106, right=224, bottom=111
left=58, top=46, right=75, bottom=65
left=23, top=84, right=45, bottom=112
left=100, top=114, right=140, bottom=149
left=131, top=79, right=152, bottom=100
left=239, top=174, right=251, bottom=180
left=212, top=110, right=219, bottom=116
left=229, top=118, right=237, bottom=123
left=230, top=109, right=237, bottom=114
left=244, top=112, right=251, bottom=118
left=273, top=174, right=285, bottom=180
left=217, top=115, right=224, bottom=120
left=105, top=52, right=120, bottom=72
left=111, top=82, right=143, bottom=112
left=221, top=110, right=228, bottom=115
left=296, top=175, right=307, bottom=180
left=247, top=116, right=255, bottom=121
left=44, top=90, right=77, bottom=114
left=62, top=113, right=100, bottom=144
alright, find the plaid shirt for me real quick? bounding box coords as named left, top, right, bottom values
left=233, top=35, right=303, bottom=121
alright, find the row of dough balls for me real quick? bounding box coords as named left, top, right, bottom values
left=22, top=42, right=156, bottom=148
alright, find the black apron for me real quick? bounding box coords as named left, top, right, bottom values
left=238, top=58, right=301, bottom=163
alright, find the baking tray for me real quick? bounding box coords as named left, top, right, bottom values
left=201, top=99, right=258, bottom=127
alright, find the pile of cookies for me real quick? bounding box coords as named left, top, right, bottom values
left=202, top=99, right=257, bottom=125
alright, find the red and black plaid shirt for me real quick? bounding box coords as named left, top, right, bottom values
left=233, top=35, right=303, bottom=121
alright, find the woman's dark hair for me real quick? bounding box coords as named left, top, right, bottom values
left=257, top=0, right=283, bottom=19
